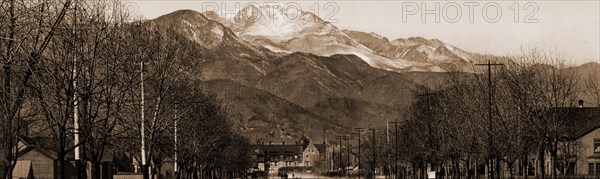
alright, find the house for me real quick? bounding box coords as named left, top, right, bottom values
left=12, top=136, right=114, bottom=179
left=13, top=136, right=78, bottom=179
left=555, top=105, right=600, bottom=176
left=251, top=136, right=328, bottom=174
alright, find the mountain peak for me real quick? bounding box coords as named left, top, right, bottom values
left=203, top=11, right=221, bottom=21
left=369, top=32, right=385, bottom=40
left=157, top=9, right=207, bottom=21
left=229, top=4, right=326, bottom=38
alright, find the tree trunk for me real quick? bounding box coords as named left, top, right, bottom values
left=454, top=160, right=460, bottom=179
left=91, top=161, right=102, bottom=179
left=495, top=157, right=500, bottom=179
left=524, top=152, right=529, bottom=179
left=539, top=147, right=546, bottom=179
left=550, top=148, right=557, bottom=179
left=466, top=159, right=471, bottom=179
left=474, top=160, right=478, bottom=179
left=193, top=166, right=198, bottom=179
left=57, top=153, right=65, bottom=179
left=413, top=163, right=418, bottom=179
left=508, top=162, right=514, bottom=179
left=157, top=164, right=162, bottom=179
left=1, top=162, right=15, bottom=179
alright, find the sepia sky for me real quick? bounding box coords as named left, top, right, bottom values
left=125, top=0, right=600, bottom=65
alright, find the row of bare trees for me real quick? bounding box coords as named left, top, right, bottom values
left=1, top=0, right=252, bottom=179
left=354, top=50, right=599, bottom=179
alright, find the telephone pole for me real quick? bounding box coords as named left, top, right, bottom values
left=344, top=135, right=353, bottom=178
left=475, top=61, right=503, bottom=179
left=355, top=128, right=365, bottom=179
left=71, top=1, right=85, bottom=178
left=418, top=92, right=436, bottom=176
left=140, top=61, right=149, bottom=179
left=369, top=128, right=377, bottom=178
left=330, top=141, right=336, bottom=171
left=336, top=135, right=343, bottom=177
left=174, top=108, right=179, bottom=179
left=389, top=121, right=402, bottom=179
left=323, top=129, right=329, bottom=172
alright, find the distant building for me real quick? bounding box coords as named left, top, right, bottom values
left=251, top=136, right=328, bottom=174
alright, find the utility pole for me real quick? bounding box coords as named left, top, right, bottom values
left=355, top=128, right=365, bottom=179
left=174, top=108, right=179, bottom=179
left=344, top=135, right=353, bottom=178
left=369, top=128, right=377, bottom=178
left=386, top=118, right=390, bottom=145
left=71, top=1, right=84, bottom=178
left=324, top=129, right=329, bottom=173
left=336, top=135, right=343, bottom=177
left=418, top=92, right=436, bottom=177
left=475, top=61, right=503, bottom=179
left=389, top=121, right=402, bottom=179
left=140, top=61, right=149, bottom=179
left=330, top=141, right=336, bottom=171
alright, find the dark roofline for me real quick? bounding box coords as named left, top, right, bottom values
left=561, top=125, right=600, bottom=141
left=556, top=107, right=600, bottom=141
left=17, top=145, right=58, bottom=160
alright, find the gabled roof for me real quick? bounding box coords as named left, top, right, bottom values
left=314, top=143, right=327, bottom=154
left=298, top=135, right=310, bottom=149
left=557, top=107, right=600, bottom=140
left=252, top=145, right=264, bottom=155
left=17, top=136, right=114, bottom=162
left=18, top=136, right=58, bottom=160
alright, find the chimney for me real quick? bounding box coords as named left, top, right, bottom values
left=578, top=100, right=584, bottom=108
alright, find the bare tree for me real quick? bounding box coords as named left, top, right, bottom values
left=1, top=0, right=74, bottom=178
left=584, top=62, right=600, bottom=107
left=497, top=49, right=579, bottom=179
left=73, top=1, right=140, bottom=178
left=118, top=22, right=201, bottom=178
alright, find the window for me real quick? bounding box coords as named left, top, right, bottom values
left=590, top=163, right=595, bottom=175
left=596, top=163, right=600, bottom=175
left=595, top=139, right=600, bottom=154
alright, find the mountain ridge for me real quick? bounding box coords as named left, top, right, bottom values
left=146, top=9, right=598, bottom=142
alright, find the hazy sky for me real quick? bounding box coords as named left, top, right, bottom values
left=125, top=0, right=600, bottom=65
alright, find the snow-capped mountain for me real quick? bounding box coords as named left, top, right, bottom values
left=142, top=8, right=518, bottom=141
left=218, top=4, right=448, bottom=72
left=343, top=30, right=475, bottom=72
left=150, top=9, right=272, bottom=59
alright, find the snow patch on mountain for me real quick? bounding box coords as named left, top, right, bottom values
left=445, top=44, right=471, bottom=61
left=212, top=26, right=224, bottom=37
